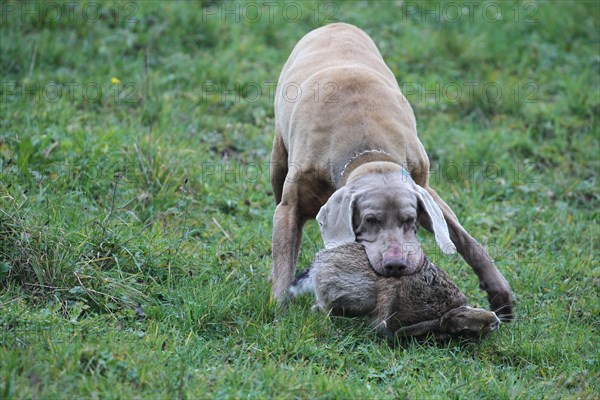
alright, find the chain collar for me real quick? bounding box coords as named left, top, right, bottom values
left=338, top=149, right=400, bottom=187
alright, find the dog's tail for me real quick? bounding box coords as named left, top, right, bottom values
left=288, top=268, right=314, bottom=299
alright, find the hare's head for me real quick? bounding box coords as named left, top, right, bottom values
left=440, top=306, right=500, bottom=336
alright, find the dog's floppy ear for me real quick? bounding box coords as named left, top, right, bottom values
left=413, top=184, right=456, bottom=255
left=316, top=187, right=355, bottom=249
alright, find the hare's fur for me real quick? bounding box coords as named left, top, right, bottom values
left=290, top=243, right=500, bottom=339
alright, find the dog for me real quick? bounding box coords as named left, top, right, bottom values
left=270, top=23, right=513, bottom=320
left=288, top=242, right=501, bottom=340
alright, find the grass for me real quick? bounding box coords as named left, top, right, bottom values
left=1, top=0, right=598, bottom=398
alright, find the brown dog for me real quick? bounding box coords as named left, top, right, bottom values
left=270, top=23, right=513, bottom=320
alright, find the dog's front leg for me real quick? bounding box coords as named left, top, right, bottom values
left=425, top=187, right=514, bottom=321
left=271, top=200, right=304, bottom=302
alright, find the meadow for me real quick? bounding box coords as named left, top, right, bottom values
left=1, top=1, right=598, bottom=398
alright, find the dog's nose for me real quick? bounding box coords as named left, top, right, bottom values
left=383, top=258, right=408, bottom=275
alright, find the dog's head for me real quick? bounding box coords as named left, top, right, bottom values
left=316, top=163, right=456, bottom=277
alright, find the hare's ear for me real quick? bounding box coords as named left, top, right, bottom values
left=316, top=187, right=356, bottom=249
left=413, top=184, right=456, bottom=255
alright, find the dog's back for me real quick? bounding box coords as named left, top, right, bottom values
left=274, top=23, right=425, bottom=183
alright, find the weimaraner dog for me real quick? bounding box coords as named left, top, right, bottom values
left=270, top=23, right=513, bottom=320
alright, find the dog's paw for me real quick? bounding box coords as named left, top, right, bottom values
left=484, top=286, right=514, bottom=322
left=478, top=272, right=514, bottom=322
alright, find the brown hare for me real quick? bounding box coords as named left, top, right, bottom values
left=289, top=243, right=500, bottom=340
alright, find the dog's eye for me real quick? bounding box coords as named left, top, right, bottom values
left=403, top=217, right=416, bottom=231
left=402, top=217, right=415, bottom=227
left=365, top=215, right=379, bottom=225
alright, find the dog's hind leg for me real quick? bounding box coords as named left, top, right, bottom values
left=270, top=124, right=287, bottom=206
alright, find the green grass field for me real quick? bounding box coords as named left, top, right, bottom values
left=1, top=0, right=598, bottom=398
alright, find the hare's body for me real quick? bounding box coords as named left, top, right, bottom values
left=290, top=243, right=500, bottom=339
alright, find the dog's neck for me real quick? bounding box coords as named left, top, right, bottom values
left=338, top=150, right=403, bottom=187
